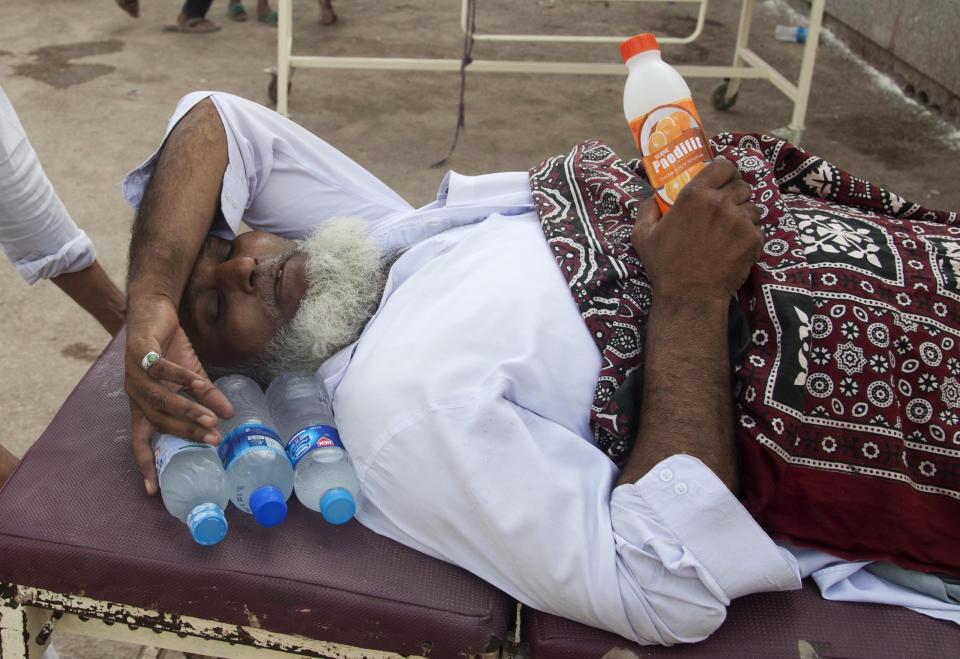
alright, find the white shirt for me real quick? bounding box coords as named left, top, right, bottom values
left=0, top=84, right=94, bottom=283
left=123, top=92, right=959, bottom=642
left=333, top=212, right=799, bottom=643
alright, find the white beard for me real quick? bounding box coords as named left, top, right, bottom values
left=241, top=217, right=385, bottom=384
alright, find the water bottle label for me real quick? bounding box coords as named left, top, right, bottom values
left=286, top=424, right=343, bottom=467
left=218, top=423, right=285, bottom=470
left=154, top=436, right=210, bottom=479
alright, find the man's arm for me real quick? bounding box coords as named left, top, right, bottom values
left=345, top=396, right=797, bottom=645
left=52, top=261, right=126, bottom=336
left=620, top=294, right=735, bottom=487
left=123, top=97, right=234, bottom=494
left=618, top=159, right=761, bottom=489
left=126, top=98, right=225, bottom=305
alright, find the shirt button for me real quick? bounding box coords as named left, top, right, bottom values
left=659, top=468, right=674, bottom=482
left=674, top=482, right=688, bottom=495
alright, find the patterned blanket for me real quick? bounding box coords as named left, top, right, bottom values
left=529, top=135, right=960, bottom=575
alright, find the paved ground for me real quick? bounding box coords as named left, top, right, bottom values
left=1, top=1, right=957, bottom=657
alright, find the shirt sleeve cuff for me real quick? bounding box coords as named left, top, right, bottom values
left=14, top=230, right=95, bottom=284
left=615, top=454, right=801, bottom=600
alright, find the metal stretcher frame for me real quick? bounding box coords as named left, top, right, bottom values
left=274, top=0, right=826, bottom=142
left=0, top=583, right=504, bottom=659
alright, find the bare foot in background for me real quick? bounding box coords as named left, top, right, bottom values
left=319, top=0, right=337, bottom=25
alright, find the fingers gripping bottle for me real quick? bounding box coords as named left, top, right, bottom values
left=215, top=375, right=294, bottom=527
left=266, top=372, right=360, bottom=525
left=621, top=33, right=713, bottom=213
left=152, top=433, right=230, bottom=546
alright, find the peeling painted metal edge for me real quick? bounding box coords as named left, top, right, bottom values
left=3, top=582, right=427, bottom=659
left=0, top=601, right=28, bottom=658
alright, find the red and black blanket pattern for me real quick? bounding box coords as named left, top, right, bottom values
left=529, top=135, right=960, bottom=575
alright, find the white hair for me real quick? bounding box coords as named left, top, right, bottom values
left=239, top=217, right=386, bottom=383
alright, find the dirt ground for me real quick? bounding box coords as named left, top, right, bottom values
left=1, top=1, right=958, bottom=657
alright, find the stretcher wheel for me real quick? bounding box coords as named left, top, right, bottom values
left=268, top=73, right=293, bottom=107
left=711, top=79, right=739, bottom=111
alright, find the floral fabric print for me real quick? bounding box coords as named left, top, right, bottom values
left=529, top=134, right=960, bottom=575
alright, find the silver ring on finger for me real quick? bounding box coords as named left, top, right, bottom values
left=140, top=351, right=161, bottom=372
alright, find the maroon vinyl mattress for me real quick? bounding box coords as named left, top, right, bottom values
left=0, top=330, right=512, bottom=657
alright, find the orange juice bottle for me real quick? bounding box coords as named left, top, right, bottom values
left=621, top=33, right=712, bottom=214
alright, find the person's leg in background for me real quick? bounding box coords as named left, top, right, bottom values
left=319, top=0, right=336, bottom=25
left=256, top=0, right=278, bottom=26
left=168, top=0, right=220, bottom=33
left=239, top=1, right=335, bottom=27
left=114, top=0, right=139, bottom=17
left=227, top=0, right=248, bottom=21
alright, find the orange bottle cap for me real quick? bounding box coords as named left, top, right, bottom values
left=620, top=33, right=660, bottom=62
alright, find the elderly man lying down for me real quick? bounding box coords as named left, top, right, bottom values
left=123, top=93, right=960, bottom=646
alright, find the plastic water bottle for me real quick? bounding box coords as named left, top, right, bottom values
left=775, top=25, right=808, bottom=43
left=266, top=372, right=360, bottom=525
left=152, top=433, right=229, bottom=546
left=215, top=374, right=294, bottom=527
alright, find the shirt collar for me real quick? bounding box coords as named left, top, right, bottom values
left=318, top=170, right=535, bottom=399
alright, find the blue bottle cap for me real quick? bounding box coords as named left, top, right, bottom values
left=188, top=503, right=228, bottom=546
left=797, top=26, right=808, bottom=43
left=320, top=488, right=356, bottom=525
left=250, top=486, right=288, bottom=527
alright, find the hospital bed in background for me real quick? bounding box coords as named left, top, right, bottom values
left=271, top=0, right=826, bottom=143
left=2, top=336, right=960, bottom=657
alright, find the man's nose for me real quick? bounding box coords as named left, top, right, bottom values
left=215, top=255, right=257, bottom=293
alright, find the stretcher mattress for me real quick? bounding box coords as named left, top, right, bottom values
left=0, top=330, right=511, bottom=657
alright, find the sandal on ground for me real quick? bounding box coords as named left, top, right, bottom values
left=228, top=2, right=248, bottom=21
left=258, top=10, right=278, bottom=26
left=163, top=17, right=222, bottom=33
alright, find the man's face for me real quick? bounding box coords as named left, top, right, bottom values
left=180, top=219, right=388, bottom=382
left=180, top=230, right=309, bottom=368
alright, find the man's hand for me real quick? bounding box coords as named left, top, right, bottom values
left=124, top=293, right=233, bottom=495
left=632, top=158, right=762, bottom=304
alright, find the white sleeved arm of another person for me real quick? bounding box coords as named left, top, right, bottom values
left=353, top=394, right=800, bottom=646
left=0, top=87, right=94, bottom=284
left=121, top=91, right=412, bottom=240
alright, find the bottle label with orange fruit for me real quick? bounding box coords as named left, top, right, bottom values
left=628, top=98, right=712, bottom=212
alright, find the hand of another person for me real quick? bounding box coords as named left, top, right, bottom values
left=124, top=293, right=234, bottom=494
left=631, top=158, right=763, bottom=303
